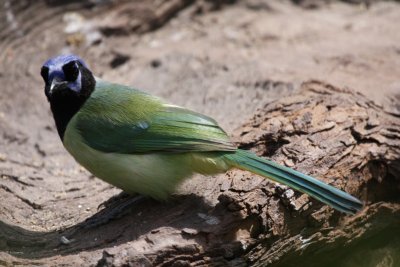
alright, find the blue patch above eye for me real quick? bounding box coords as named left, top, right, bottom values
left=43, top=54, right=87, bottom=69
left=48, top=69, right=65, bottom=81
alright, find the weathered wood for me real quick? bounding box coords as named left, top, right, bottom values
left=233, top=80, right=400, bottom=266
left=1, top=81, right=399, bottom=266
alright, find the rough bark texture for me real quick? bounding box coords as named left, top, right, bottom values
left=234, top=80, right=400, bottom=266
left=1, top=1, right=400, bottom=266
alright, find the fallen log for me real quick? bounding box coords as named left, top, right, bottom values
left=0, top=81, right=399, bottom=266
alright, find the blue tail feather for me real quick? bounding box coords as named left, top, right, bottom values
left=225, top=149, right=363, bottom=214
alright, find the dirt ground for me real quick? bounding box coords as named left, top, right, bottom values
left=0, top=0, right=399, bottom=266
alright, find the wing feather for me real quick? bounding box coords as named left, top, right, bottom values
left=75, top=80, right=236, bottom=154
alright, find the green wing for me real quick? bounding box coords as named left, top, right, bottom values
left=74, top=80, right=235, bottom=154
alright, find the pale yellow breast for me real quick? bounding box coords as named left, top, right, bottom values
left=63, top=116, right=195, bottom=200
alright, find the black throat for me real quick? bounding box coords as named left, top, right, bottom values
left=47, top=67, right=95, bottom=140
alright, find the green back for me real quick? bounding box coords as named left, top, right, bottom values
left=74, top=79, right=236, bottom=154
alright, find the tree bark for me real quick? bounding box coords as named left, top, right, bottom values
left=1, top=81, right=399, bottom=266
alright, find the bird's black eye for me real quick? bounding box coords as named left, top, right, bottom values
left=63, top=61, right=79, bottom=82
left=41, top=66, right=49, bottom=83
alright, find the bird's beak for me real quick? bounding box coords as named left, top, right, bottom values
left=50, top=78, right=67, bottom=92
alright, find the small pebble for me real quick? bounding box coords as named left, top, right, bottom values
left=181, top=228, right=198, bottom=235
left=60, top=236, right=72, bottom=245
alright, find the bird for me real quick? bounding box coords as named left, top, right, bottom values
left=41, top=54, right=363, bottom=214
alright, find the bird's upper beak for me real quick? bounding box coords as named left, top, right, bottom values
left=49, top=78, right=68, bottom=93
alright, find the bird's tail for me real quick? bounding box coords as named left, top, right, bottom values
left=224, top=149, right=363, bottom=214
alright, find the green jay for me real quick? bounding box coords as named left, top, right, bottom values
left=41, top=54, right=363, bottom=214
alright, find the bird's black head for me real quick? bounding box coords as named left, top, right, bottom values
left=41, top=54, right=96, bottom=139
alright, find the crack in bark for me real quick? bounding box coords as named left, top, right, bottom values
left=1, top=174, right=35, bottom=187
left=0, top=184, right=42, bottom=210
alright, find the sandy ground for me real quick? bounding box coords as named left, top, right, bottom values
left=0, top=0, right=399, bottom=265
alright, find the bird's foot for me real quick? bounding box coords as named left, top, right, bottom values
left=97, top=191, right=133, bottom=210
left=82, top=194, right=146, bottom=229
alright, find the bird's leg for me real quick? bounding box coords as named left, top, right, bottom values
left=82, top=194, right=146, bottom=229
